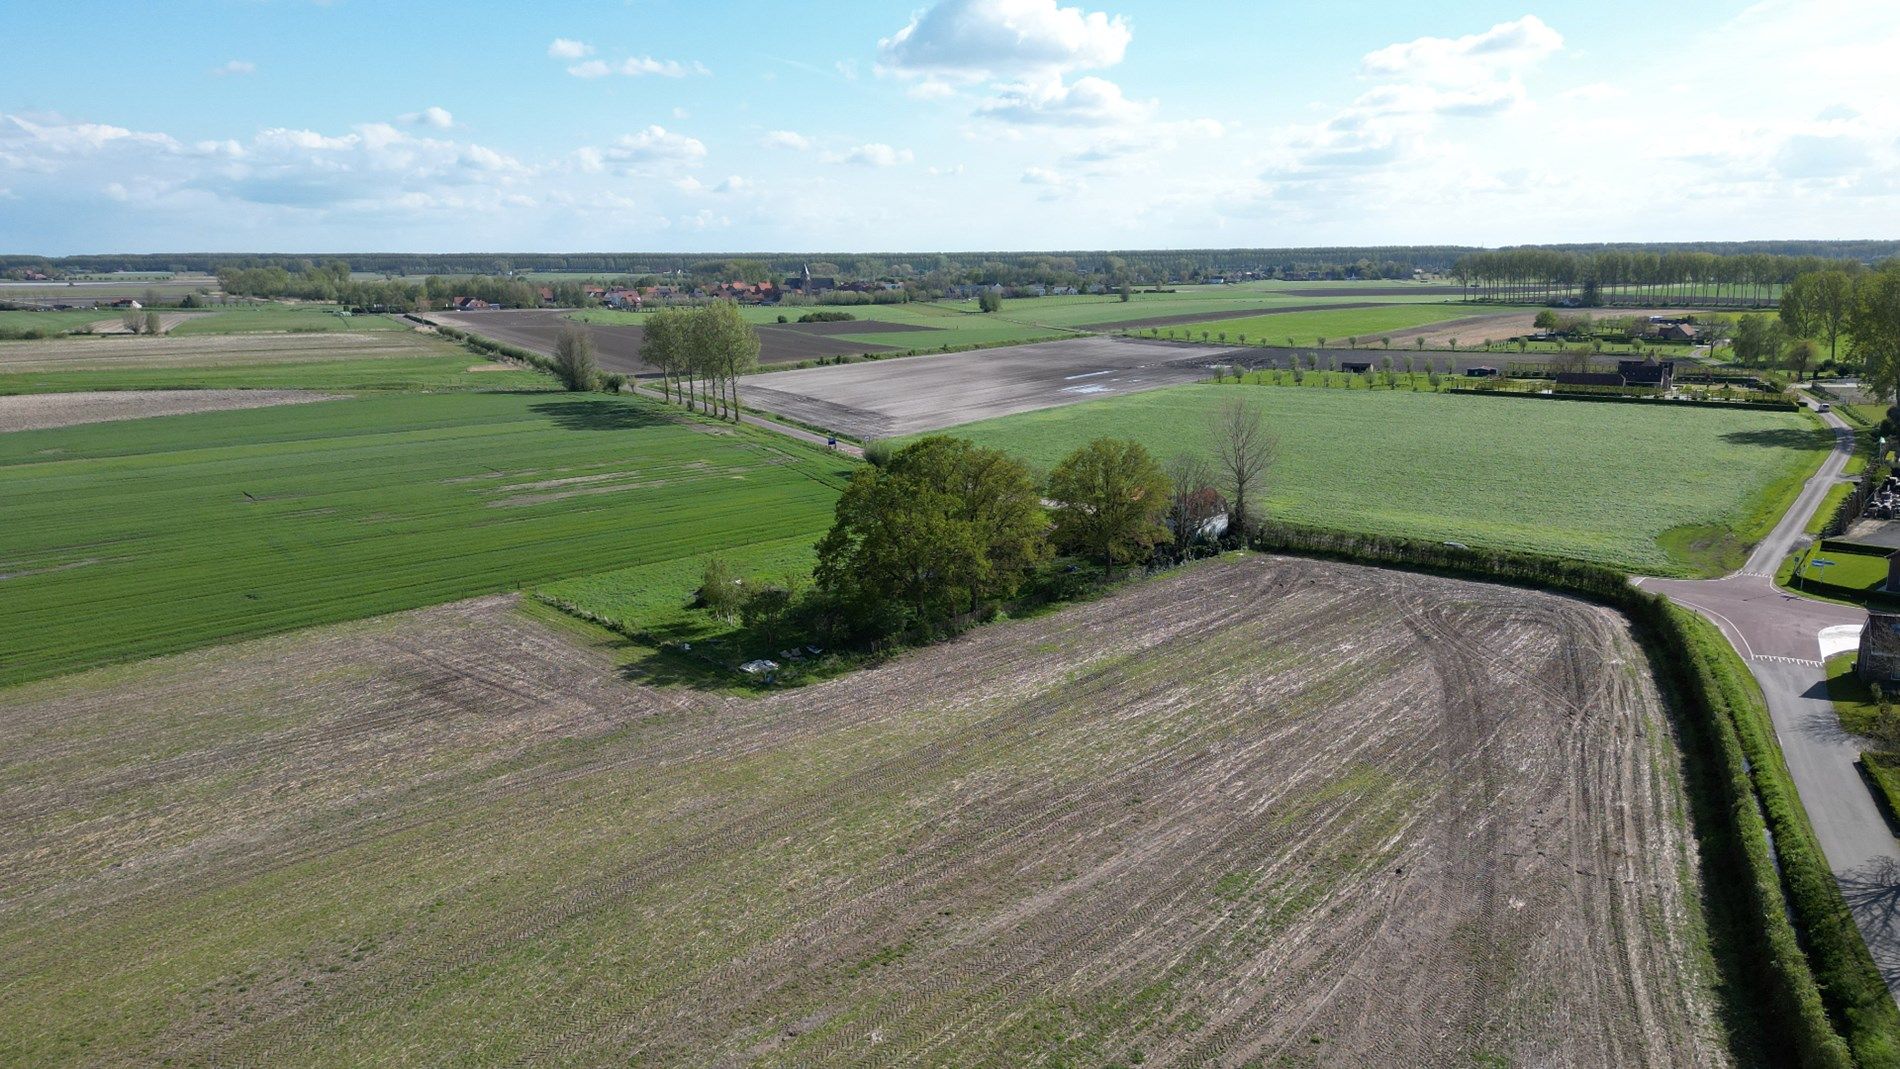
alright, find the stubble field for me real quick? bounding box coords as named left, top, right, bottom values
left=0, top=557, right=1731, bottom=1066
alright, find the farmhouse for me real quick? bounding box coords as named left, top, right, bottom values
left=449, top=297, right=492, bottom=311
left=604, top=289, right=642, bottom=310
left=1655, top=323, right=1697, bottom=342
left=1618, top=357, right=1676, bottom=388
left=1859, top=611, right=1900, bottom=683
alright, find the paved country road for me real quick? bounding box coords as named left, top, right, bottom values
left=1641, top=408, right=1900, bottom=999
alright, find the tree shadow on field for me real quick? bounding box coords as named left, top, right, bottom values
left=1720, top=427, right=1833, bottom=451
left=530, top=398, right=671, bottom=432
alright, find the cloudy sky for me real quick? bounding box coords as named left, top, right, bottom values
left=3, top=0, right=1897, bottom=253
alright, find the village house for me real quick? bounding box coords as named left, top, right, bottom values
left=1618, top=357, right=1676, bottom=388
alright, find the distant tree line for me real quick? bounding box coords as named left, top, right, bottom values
left=1450, top=249, right=1853, bottom=306
left=11, top=240, right=1897, bottom=285
left=215, top=260, right=596, bottom=311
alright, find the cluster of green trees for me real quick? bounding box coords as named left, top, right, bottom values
left=802, top=398, right=1275, bottom=642
left=637, top=300, right=761, bottom=420
left=1452, top=248, right=1843, bottom=306
left=215, top=260, right=596, bottom=311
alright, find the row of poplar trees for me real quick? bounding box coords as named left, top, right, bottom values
left=639, top=300, right=761, bottom=420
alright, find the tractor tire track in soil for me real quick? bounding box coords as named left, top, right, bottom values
left=0, top=557, right=1732, bottom=1066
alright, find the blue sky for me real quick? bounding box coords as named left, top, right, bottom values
left=2, top=0, right=1896, bottom=253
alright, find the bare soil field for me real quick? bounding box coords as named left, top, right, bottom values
left=0, top=389, right=341, bottom=432
left=432, top=309, right=907, bottom=372
left=0, top=330, right=446, bottom=373
left=741, top=335, right=1236, bottom=439
left=0, top=558, right=1732, bottom=1066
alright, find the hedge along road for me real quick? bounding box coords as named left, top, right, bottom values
left=1640, top=407, right=1900, bottom=1002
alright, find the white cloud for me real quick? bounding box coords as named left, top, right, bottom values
left=978, top=75, right=1153, bottom=126
left=1362, top=15, right=1562, bottom=81
left=399, top=106, right=455, bottom=129
left=879, top=0, right=1131, bottom=79
left=927, top=163, right=966, bottom=177
left=600, top=125, right=708, bottom=166
left=908, top=79, right=958, bottom=101
left=1021, top=165, right=1083, bottom=198
left=761, top=129, right=813, bottom=151
left=547, top=38, right=593, bottom=60
left=212, top=60, right=256, bottom=77
left=825, top=143, right=915, bottom=167
left=567, top=55, right=709, bottom=78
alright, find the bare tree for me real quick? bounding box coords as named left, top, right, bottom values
left=1210, top=395, right=1278, bottom=541
left=1164, top=452, right=1219, bottom=554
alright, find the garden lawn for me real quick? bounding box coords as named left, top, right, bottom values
left=936, top=384, right=1827, bottom=575
left=0, top=392, right=849, bottom=687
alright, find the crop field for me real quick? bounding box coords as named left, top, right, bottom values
left=937, top=384, right=1826, bottom=574
left=0, top=389, right=341, bottom=432
left=168, top=306, right=408, bottom=334
left=0, top=392, right=847, bottom=687
left=0, top=329, right=549, bottom=394
left=0, top=557, right=1733, bottom=1066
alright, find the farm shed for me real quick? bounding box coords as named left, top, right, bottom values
left=1859, top=611, right=1900, bottom=683
left=1465, top=366, right=1500, bottom=377
left=1340, top=361, right=1374, bottom=374
left=1618, top=358, right=1676, bottom=388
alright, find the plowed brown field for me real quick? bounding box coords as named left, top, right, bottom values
left=0, top=557, right=1730, bottom=1066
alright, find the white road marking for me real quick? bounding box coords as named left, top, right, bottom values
left=1062, top=369, right=1115, bottom=380
left=1753, top=655, right=1823, bottom=667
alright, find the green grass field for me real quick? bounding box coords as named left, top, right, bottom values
left=0, top=310, right=119, bottom=338
left=168, top=306, right=409, bottom=334
left=932, top=384, right=1826, bottom=574
left=0, top=392, right=848, bottom=687
left=1167, top=304, right=1470, bottom=345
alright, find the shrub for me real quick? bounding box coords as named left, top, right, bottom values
left=861, top=439, right=894, bottom=468
left=798, top=311, right=857, bottom=323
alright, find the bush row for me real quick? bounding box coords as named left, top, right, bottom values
left=1445, top=387, right=1800, bottom=411
left=1250, top=521, right=1892, bottom=1068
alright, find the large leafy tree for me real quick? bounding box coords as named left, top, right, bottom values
left=814, top=437, right=1047, bottom=629
left=1852, top=264, right=1900, bottom=405
left=1781, top=269, right=1859, bottom=366
left=1046, top=438, right=1171, bottom=577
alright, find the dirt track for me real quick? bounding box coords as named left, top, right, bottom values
left=1387, top=307, right=1697, bottom=348
left=0, top=558, right=1730, bottom=1066
left=741, top=335, right=1236, bottom=439
left=432, top=309, right=908, bottom=373
left=0, top=389, right=341, bottom=432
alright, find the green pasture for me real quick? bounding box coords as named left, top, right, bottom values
left=0, top=392, right=848, bottom=687
left=1166, top=304, right=1471, bottom=346
left=0, top=310, right=118, bottom=338
left=169, top=306, right=409, bottom=335
left=931, top=384, right=1826, bottom=575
